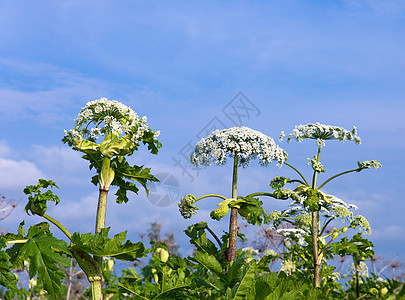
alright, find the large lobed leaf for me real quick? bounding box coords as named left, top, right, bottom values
left=3, top=222, right=71, bottom=299
left=71, top=227, right=146, bottom=261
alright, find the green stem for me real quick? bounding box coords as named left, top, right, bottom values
left=317, top=168, right=362, bottom=189
left=95, top=188, right=109, bottom=235
left=311, top=211, right=320, bottom=288
left=228, top=155, right=239, bottom=262
left=245, top=192, right=279, bottom=199
left=94, top=156, right=114, bottom=290
left=195, top=194, right=228, bottom=202
left=205, top=225, right=222, bottom=249
left=89, top=277, right=103, bottom=300
left=311, top=146, right=321, bottom=189
left=288, top=179, right=307, bottom=185
left=42, top=213, right=72, bottom=241
left=6, top=239, right=28, bottom=245
left=284, top=162, right=310, bottom=186
left=354, top=256, right=360, bottom=299
left=312, top=145, right=321, bottom=288
left=320, top=217, right=335, bottom=236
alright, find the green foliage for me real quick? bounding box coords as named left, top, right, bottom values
left=71, top=227, right=146, bottom=261
left=209, top=196, right=270, bottom=226
left=23, top=179, right=60, bottom=216
left=331, top=233, right=374, bottom=259
left=117, top=245, right=194, bottom=299
left=2, top=222, right=71, bottom=299
left=86, top=153, right=159, bottom=204
left=0, top=239, right=17, bottom=292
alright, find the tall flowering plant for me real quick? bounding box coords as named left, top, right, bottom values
left=270, top=123, right=381, bottom=287
left=179, top=126, right=285, bottom=262
left=0, top=98, right=161, bottom=300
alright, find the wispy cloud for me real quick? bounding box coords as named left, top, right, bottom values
left=0, top=157, right=44, bottom=192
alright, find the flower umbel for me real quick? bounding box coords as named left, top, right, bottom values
left=178, top=195, right=199, bottom=219
left=62, top=97, right=160, bottom=158
left=282, top=123, right=361, bottom=145
left=191, top=126, right=285, bottom=167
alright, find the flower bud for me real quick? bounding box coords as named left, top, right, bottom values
left=380, top=287, right=388, bottom=297
left=154, top=247, right=169, bottom=263
left=30, top=203, right=46, bottom=216
left=151, top=268, right=159, bottom=283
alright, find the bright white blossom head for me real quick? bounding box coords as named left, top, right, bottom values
left=63, top=98, right=160, bottom=158
left=191, top=127, right=285, bottom=168
left=281, top=123, right=361, bottom=146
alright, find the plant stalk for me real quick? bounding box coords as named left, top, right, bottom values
left=227, top=155, right=239, bottom=262
left=90, top=277, right=103, bottom=300
left=312, top=145, right=321, bottom=288
left=42, top=213, right=72, bottom=241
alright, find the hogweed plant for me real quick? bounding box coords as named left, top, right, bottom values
left=0, top=98, right=161, bottom=300
left=269, top=123, right=381, bottom=288
left=178, top=126, right=285, bottom=262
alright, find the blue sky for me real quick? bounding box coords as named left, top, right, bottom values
left=1, top=0, right=404, bottom=274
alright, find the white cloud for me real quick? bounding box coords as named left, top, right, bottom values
left=372, top=225, right=405, bottom=241
left=49, top=191, right=98, bottom=234
left=31, top=145, right=88, bottom=176
left=0, top=157, right=45, bottom=192
left=0, top=140, right=11, bottom=157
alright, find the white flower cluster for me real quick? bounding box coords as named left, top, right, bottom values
left=285, top=195, right=358, bottom=220
left=64, top=97, right=159, bottom=144
left=191, top=127, right=285, bottom=168
left=241, top=247, right=260, bottom=256
left=280, top=259, right=296, bottom=274
left=281, top=123, right=361, bottom=146
left=276, top=228, right=306, bottom=245
left=348, top=261, right=369, bottom=277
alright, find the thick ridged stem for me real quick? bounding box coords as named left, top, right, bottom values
left=90, top=278, right=103, bottom=300
left=312, top=145, right=321, bottom=288
left=228, top=155, right=239, bottom=262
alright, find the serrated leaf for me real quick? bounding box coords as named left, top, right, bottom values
left=237, top=196, right=269, bottom=226
left=227, top=251, right=253, bottom=285
left=0, top=238, right=17, bottom=291
left=72, top=228, right=146, bottom=261
left=193, top=252, right=226, bottom=282
left=18, top=234, right=70, bottom=298
left=228, top=261, right=256, bottom=300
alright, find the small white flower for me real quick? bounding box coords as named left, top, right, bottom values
left=94, top=105, right=103, bottom=113
left=63, top=98, right=160, bottom=155
left=280, top=259, right=296, bottom=274
left=241, top=247, right=259, bottom=256
left=191, top=127, right=285, bottom=168
left=285, top=123, right=361, bottom=146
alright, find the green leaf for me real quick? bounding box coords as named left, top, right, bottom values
left=18, top=232, right=71, bottom=298
left=99, top=134, right=135, bottom=158
left=71, top=228, right=146, bottom=261
left=23, top=179, right=60, bottom=216
left=227, top=261, right=256, bottom=300
left=193, top=252, right=227, bottom=282
left=0, top=238, right=18, bottom=291
left=83, top=153, right=158, bottom=203
left=184, top=224, right=220, bottom=256
left=237, top=196, right=269, bottom=226
left=227, top=251, right=253, bottom=285
left=210, top=198, right=234, bottom=221
left=72, top=138, right=100, bottom=155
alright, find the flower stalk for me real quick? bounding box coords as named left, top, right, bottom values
left=228, top=155, right=239, bottom=262
left=274, top=123, right=379, bottom=289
